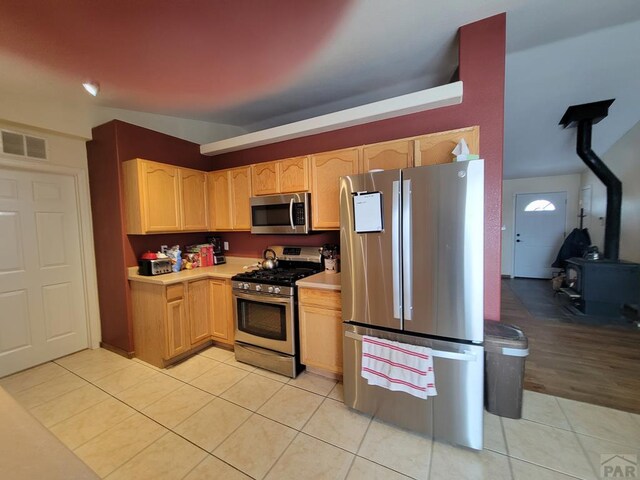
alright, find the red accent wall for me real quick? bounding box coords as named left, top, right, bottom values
left=210, top=14, right=506, bottom=320
left=87, top=120, right=211, bottom=354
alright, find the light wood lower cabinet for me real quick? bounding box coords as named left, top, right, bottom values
left=188, top=279, right=211, bottom=345
left=131, top=278, right=234, bottom=368
left=166, top=292, right=189, bottom=358
left=210, top=278, right=234, bottom=345
left=298, top=288, right=343, bottom=374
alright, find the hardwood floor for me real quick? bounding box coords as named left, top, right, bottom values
left=501, top=278, right=640, bottom=414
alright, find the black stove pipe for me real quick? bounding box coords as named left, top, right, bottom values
left=575, top=119, right=622, bottom=261
left=560, top=99, right=621, bottom=261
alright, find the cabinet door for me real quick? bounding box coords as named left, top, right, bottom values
left=210, top=279, right=233, bottom=345
left=363, top=139, right=413, bottom=172
left=142, top=161, right=181, bottom=232
left=251, top=162, right=279, bottom=196
left=180, top=169, right=209, bottom=231
left=279, top=156, right=309, bottom=193
left=166, top=298, right=189, bottom=359
left=208, top=170, right=232, bottom=230
left=310, top=148, right=360, bottom=230
left=188, top=279, right=210, bottom=345
left=230, top=167, right=251, bottom=230
left=299, top=304, right=343, bottom=374
left=414, top=126, right=479, bottom=166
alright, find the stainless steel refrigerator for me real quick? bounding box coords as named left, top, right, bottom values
left=340, top=159, right=484, bottom=450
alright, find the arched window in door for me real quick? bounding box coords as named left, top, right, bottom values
left=524, top=199, right=556, bottom=212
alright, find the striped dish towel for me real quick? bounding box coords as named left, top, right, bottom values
left=361, top=335, right=437, bottom=399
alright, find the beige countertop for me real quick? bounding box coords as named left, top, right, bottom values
left=0, top=387, right=99, bottom=479
left=296, top=271, right=342, bottom=291
left=128, top=256, right=260, bottom=285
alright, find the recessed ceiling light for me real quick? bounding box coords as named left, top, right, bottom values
left=82, top=81, right=100, bottom=96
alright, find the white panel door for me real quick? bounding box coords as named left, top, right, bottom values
left=514, top=191, right=567, bottom=279
left=0, top=169, right=88, bottom=376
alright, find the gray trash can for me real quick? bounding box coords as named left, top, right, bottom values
left=484, top=320, right=529, bottom=419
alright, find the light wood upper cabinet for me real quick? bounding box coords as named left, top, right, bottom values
left=279, top=156, right=309, bottom=193
left=299, top=288, right=343, bottom=374
left=123, top=158, right=209, bottom=234
left=414, top=126, right=479, bottom=166
left=210, top=278, right=234, bottom=345
left=123, top=158, right=182, bottom=234
left=188, top=279, right=210, bottom=345
left=208, top=167, right=251, bottom=231
left=180, top=168, right=208, bottom=231
left=362, top=139, right=413, bottom=172
left=207, top=170, right=232, bottom=230
left=310, top=148, right=360, bottom=230
left=230, top=167, right=251, bottom=230
left=252, top=156, right=309, bottom=195
left=252, top=161, right=279, bottom=196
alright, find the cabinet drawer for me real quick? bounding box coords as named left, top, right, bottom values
left=166, top=283, right=184, bottom=301
left=299, top=288, right=341, bottom=309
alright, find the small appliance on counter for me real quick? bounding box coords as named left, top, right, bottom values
left=207, top=235, right=226, bottom=265
left=138, top=252, right=172, bottom=276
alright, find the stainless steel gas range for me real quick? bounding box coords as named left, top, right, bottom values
left=231, top=246, right=323, bottom=377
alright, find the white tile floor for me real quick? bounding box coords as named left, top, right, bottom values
left=2, top=346, right=639, bottom=479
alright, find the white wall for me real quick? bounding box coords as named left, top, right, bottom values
left=0, top=86, right=246, bottom=143
left=0, top=120, right=102, bottom=348
left=501, top=173, right=582, bottom=276
left=580, top=121, right=640, bottom=262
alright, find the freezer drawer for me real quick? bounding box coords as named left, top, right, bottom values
left=343, top=323, right=484, bottom=450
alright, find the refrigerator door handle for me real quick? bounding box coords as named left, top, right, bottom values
left=392, top=180, right=402, bottom=320
left=402, top=179, right=413, bottom=321
left=344, top=331, right=478, bottom=362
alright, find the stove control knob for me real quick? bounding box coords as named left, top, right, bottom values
left=242, top=283, right=249, bottom=290
left=268, top=286, right=274, bottom=293
left=255, top=285, right=262, bottom=292
left=274, top=287, right=281, bottom=294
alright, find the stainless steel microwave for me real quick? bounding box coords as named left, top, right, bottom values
left=250, top=193, right=311, bottom=234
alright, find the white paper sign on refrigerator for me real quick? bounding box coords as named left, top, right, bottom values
left=353, top=192, right=383, bottom=233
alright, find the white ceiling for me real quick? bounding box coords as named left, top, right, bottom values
left=0, top=0, right=639, bottom=179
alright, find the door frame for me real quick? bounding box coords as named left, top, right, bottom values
left=0, top=156, right=101, bottom=352
left=512, top=190, right=568, bottom=279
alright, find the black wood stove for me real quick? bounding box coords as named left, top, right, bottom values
left=560, top=100, right=640, bottom=316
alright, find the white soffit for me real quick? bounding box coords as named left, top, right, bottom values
left=200, top=81, right=463, bottom=156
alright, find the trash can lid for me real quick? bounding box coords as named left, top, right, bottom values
left=484, top=320, right=528, bottom=352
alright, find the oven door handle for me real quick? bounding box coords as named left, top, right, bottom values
left=233, top=291, right=293, bottom=305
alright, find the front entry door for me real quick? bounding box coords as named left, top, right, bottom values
left=514, top=191, right=567, bottom=279
left=0, top=168, right=88, bottom=376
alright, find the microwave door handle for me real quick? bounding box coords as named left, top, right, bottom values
left=289, top=198, right=295, bottom=229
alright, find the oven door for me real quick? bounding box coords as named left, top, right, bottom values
left=233, top=291, right=295, bottom=355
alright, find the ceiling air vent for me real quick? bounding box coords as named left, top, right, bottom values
left=25, top=135, right=47, bottom=159
left=1, top=130, right=48, bottom=160
left=1, top=130, right=25, bottom=156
